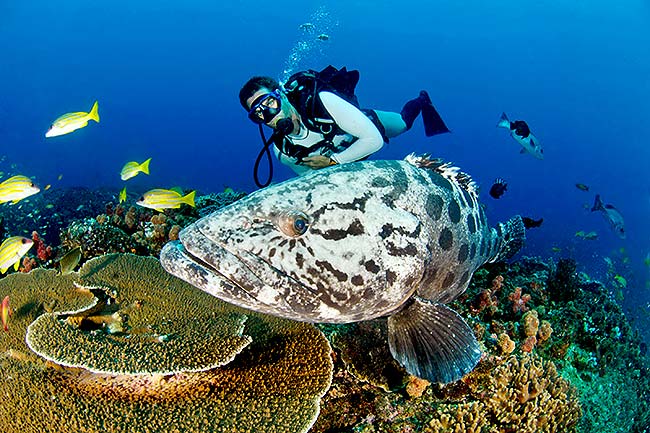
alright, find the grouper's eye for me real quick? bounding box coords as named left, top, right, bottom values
left=276, top=210, right=310, bottom=237
left=293, top=217, right=308, bottom=235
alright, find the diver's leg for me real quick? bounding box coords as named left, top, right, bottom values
left=375, top=110, right=408, bottom=138
left=418, top=91, right=450, bottom=136
left=392, top=92, right=451, bottom=137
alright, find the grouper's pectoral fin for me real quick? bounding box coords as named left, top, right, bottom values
left=387, top=297, right=481, bottom=384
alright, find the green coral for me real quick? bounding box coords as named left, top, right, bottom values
left=559, top=344, right=649, bottom=433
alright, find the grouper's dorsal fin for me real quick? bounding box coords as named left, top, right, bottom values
left=404, top=153, right=479, bottom=195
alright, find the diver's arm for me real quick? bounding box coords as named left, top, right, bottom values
left=319, top=91, right=384, bottom=163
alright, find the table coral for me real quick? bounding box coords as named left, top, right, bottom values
left=1, top=254, right=333, bottom=433
left=26, top=254, right=253, bottom=374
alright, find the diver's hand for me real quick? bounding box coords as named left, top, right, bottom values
left=301, top=155, right=336, bottom=169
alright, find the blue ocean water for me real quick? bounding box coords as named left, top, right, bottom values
left=1, top=0, right=649, bottom=342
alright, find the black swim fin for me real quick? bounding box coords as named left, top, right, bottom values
left=387, top=296, right=481, bottom=384
left=419, top=91, right=450, bottom=136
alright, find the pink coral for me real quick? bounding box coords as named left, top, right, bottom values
left=508, top=287, right=531, bottom=314
left=491, top=275, right=504, bottom=292
left=470, top=275, right=504, bottom=315
left=31, top=231, right=53, bottom=262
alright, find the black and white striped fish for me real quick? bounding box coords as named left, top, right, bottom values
left=161, top=155, right=526, bottom=384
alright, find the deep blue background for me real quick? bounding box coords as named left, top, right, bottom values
left=1, top=1, right=649, bottom=339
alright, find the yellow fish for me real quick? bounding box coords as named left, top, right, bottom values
left=119, top=186, right=127, bottom=203
left=46, top=101, right=100, bottom=138
left=614, top=274, right=627, bottom=288
left=136, top=189, right=196, bottom=212
left=120, top=158, right=152, bottom=181
left=0, top=175, right=40, bottom=204
left=0, top=236, right=34, bottom=274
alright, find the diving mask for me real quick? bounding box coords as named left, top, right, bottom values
left=247, top=90, right=282, bottom=124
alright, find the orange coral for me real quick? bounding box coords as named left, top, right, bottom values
left=168, top=225, right=181, bottom=241
left=522, top=310, right=540, bottom=337
left=20, top=256, right=38, bottom=273
left=521, top=336, right=537, bottom=353
left=498, top=333, right=516, bottom=354
left=538, top=320, right=553, bottom=343
left=427, top=354, right=581, bottom=432
left=406, top=376, right=430, bottom=398
left=491, top=275, right=504, bottom=291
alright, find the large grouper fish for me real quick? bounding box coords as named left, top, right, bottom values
left=160, top=154, right=526, bottom=384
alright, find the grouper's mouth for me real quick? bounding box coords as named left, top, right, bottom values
left=160, top=226, right=319, bottom=320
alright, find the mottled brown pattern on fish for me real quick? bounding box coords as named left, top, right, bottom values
left=162, top=157, right=523, bottom=324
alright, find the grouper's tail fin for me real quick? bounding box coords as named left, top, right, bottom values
left=387, top=297, right=481, bottom=384
left=491, top=215, right=526, bottom=263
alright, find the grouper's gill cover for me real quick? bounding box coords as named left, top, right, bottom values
left=161, top=155, right=526, bottom=384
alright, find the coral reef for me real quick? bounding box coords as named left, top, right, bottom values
left=195, top=189, right=248, bottom=217
left=311, top=256, right=649, bottom=432
left=60, top=218, right=143, bottom=258
left=325, top=320, right=408, bottom=392
left=2, top=186, right=650, bottom=432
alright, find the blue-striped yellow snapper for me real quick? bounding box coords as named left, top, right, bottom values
left=121, top=158, right=152, bottom=181
left=46, top=101, right=99, bottom=138
left=0, top=175, right=40, bottom=204
left=136, top=188, right=196, bottom=212
left=0, top=236, right=34, bottom=274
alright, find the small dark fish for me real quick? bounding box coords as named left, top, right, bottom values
left=575, top=183, right=589, bottom=192
left=489, top=178, right=508, bottom=199
left=317, top=33, right=329, bottom=41
left=522, top=217, right=543, bottom=229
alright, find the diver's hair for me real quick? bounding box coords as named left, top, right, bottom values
left=239, top=76, right=280, bottom=109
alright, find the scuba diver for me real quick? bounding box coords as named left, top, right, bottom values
left=239, top=66, right=450, bottom=186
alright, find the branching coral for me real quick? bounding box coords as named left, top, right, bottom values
left=427, top=354, right=581, bottom=432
